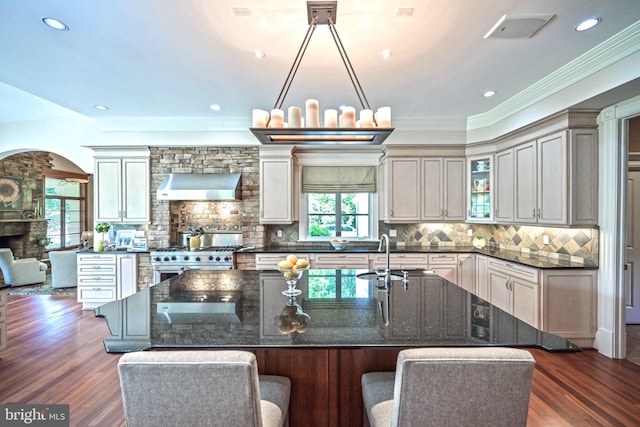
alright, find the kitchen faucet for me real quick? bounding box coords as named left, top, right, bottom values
left=378, top=233, right=391, bottom=284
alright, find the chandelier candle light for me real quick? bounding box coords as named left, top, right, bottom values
left=250, top=1, right=394, bottom=145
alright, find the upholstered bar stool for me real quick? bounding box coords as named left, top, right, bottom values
left=118, top=350, right=291, bottom=427
left=361, top=347, right=536, bottom=427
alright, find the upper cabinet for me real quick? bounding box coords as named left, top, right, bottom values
left=488, top=111, right=599, bottom=227
left=466, top=156, right=493, bottom=222
left=379, top=146, right=466, bottom=223
left=94, top=148, right=150, bottom=224
left=259, top=146, right=297, bottom=224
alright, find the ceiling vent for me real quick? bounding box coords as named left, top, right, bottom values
left=484, top=14, right=555, bottom=39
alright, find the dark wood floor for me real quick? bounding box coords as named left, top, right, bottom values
left=2, top=295, right=640, bottom=427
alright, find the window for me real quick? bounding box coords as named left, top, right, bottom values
left=44, top=176, right=87, bottom=251
left=305, top=193, right=372, bottom=239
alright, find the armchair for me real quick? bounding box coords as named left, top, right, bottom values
left=49, top=250, right=77, bottom=288
left=0, top=248, right=47, bottom=287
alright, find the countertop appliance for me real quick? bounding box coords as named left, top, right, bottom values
left=150, top=233, right=243, bottom=283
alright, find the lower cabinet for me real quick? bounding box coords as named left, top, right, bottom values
left=77, top=253, right=137, bottom=310
left=0, top=288, right=7, bottom=351
left=540, top=269, right=597, bottom=348
left=487, top=258, right=540, bottom=328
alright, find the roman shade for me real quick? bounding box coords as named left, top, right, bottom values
left=302, top=166, right=376, bottom=193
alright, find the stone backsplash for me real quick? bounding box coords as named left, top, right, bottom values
left=266, top=222, right=599, bottom=266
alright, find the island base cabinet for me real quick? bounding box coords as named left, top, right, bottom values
left=255, top=348, right=402, bottom=427
left=541, top=270, right=597, bottom=348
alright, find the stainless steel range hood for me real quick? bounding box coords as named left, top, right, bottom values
left=157, top=173, right=241, bottom=201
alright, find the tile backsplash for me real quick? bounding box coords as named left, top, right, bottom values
left=267, top=222, right=599, bottom=266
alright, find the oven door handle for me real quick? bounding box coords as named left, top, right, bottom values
left=153, top=266, right=185, bottom=272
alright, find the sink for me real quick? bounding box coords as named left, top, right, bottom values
left=357, top=271, right=404, bottom=282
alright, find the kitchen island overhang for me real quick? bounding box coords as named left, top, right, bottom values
left=95, top=269, right=580, bottom=353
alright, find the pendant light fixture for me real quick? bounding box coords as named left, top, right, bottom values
left=250, top=1, right=394, bottom=145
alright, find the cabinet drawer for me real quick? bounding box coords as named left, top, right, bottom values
left=428, top=253, right=458, bottom=265
left=312, top=253, right=370, bottom=269
left=77, top=276, right=117, bottom=287
left=78, top=286, right=117, bottom=302
left=77, top=253, right=117, bottom=264
left=371, top=253, right=429, bottom=269
left=0, top=305, right=6, bottom=323
left=255, top=253, right=310, bottom=270
left=487, top=258, right=538, bottom=282
left=78, top=264, right=116, bottom=275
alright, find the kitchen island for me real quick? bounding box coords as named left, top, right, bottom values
left=96, top=269, right=578, bottom=427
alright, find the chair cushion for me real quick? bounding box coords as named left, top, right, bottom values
left=361, top=371, right=395, bottom=426
left=259, top=374, right=291, bottom=426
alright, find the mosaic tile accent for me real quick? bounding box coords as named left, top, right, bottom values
left=267, top=222, right=599, bottom=266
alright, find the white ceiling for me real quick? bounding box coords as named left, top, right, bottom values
left=1, top=0, right=639, bottom=129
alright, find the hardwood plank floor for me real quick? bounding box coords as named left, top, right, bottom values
left=1, top=294, right=640, bottom=427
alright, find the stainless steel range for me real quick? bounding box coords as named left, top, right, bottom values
left=151, top=233, right=243, bottom=283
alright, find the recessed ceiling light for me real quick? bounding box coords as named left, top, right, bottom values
left=95, top=105, right=109, bottom=111
left=483, top=90, right=496, bottom=98
left=381, top=49, right=392, bottom=59
left=42, top=17, right=69, bottom=31
left=255, top=50, right=266, bottom=59
left=575, top=17, right=601, bottom=32
left=209, top=104, right=222, bottom=111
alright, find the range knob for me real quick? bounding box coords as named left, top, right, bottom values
left=154, top=257, right=161, bottom=262
left=163, top=256, right=170, bottom=262
left=183, top=255, right=190, bottom=261
left=171, top=255, right=177, bottom=261
left=224, top=256, right=231, bottom=262
left=208, top=255, right=214, bottom=261
left=215, top=256, right=221, bottom=262
left=195, top=256, right=201, bottom=261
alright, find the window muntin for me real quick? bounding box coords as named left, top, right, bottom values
left=45, top=177, right=86, bottom=251
left=306, top=193, right=371, bottom=239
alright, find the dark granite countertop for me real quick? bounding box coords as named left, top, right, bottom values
left=246, top=244, right=597, bottom=269
left=95, top=269, right=581, bottom=353
left=0, top=284, right=10, bottom=291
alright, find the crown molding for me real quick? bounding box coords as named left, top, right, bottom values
left=467, top=20, right=640, bottom=131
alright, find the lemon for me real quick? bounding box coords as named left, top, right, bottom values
left=295, top=259, right=309, bottom=269
left=277, top=260, right=294, bottom=270
left=286, top=254, right=298, bottom=265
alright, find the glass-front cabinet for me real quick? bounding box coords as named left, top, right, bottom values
left=467, top=156, right=493, bottom=222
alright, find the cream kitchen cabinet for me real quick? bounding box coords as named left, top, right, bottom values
left=475, top=254, right=489, bottom=300
left=0, top=287, right=7, bottom=351
left=422, top=158, right=466, bottom=221
left=540, top=269, right=597, bottom=348
left=487, top=258, right=540, bottom=328
left=427, top=253, right=475, bottom=292
left=311, top=253, right=370, bottom=269
left=467, top=156, right=493, bottom=222
left=494, top=148, right=514, bottom=222
left=259, top=146, right=297, bottom=224
left=370, top=253, right=429, bottom=270
left=498, top=128, right=598, bottom=226
left=380, top=155, right=465, bottom=223
left=77, top=253, right=138, bottom=310
left=254, top=253, right=310, bottom=271
left=95, top=156, right=150, bottom=224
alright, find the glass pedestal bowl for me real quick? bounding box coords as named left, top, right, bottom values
left=277, top=268, right=308, bottom=296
